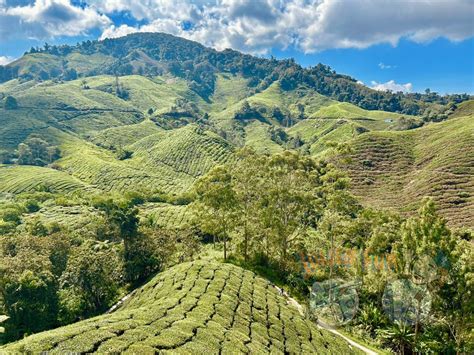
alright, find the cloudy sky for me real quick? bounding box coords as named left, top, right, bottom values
left=0, top=0, right=473, bottom=93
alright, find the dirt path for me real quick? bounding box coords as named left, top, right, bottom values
left=274, top=285, right=379, bottom=355
left=316, top=319, right=378, bottom=355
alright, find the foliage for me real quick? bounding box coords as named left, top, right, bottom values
left=3, top=96, right=17, bottom=110
left=193, top=165, right=237, bottom=260
left=16, top=136, right=61, bottom=167
left=0, top=233, right=67, bottom=340
left=193, top=149, right=356, bottom=271
left=376, top=320, right=415, bottom=355
left=0, top=193, right=182, bottom=342
left=58, top=241, right=122, bottom=322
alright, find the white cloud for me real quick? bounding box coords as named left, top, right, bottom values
left=95, top=0, right=474, bottom=54
left=1, top=0, right=473, bottom=55
left=0, top=0, right=111, bottom=40
left=371, top=80, right=413, bottom=93
left=378, top=62, right=396, bottom=70
left=0, top=55, right=15, bottom=65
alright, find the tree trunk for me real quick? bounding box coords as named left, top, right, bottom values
left=223, top=235, right=227, bottom=260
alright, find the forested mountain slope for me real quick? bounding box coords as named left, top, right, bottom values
left=1, top=32, right=469, bottom=114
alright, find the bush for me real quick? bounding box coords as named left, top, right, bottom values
left=172, top=193, right=194, bottom=205
left=24, top=199, right=40, bottom=213
left=116, top=149, right=133, bottom=160
left=0, top=208, right=22, bottom=225
left=124, top=191, right=146, bottom=206
left=3, top=96, right=18, bottom=110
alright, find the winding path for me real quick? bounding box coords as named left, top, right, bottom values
left=274, top=285, right=379, bottom=355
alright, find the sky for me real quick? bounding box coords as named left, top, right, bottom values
left=0, top=0, right=473, bottom=94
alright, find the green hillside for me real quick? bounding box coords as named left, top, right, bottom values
left=0, top=32, right=473, bottom=354
left=339, top=111, right=474, bottom=228
left=0, top=165, right=92, bottom=194
left=0, top=261, right=360, bottom=354
left=2, top=33, right=469, bottom=114
left=1, top=71, right=472, bottom=226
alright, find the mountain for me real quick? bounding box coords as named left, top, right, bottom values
left=0, top=261, right=360, bottom=354
left=1, top=32, right=469, bottom=114
left=0, top=32, right=472, bottom=228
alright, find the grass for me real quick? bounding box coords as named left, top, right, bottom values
left=310, top=102, right=415, bottom=123
left=244, top=121, right=284, bottom=154
left=0, top=261, right=362, bottom=354
left=208, top=73, right=252, bottom=113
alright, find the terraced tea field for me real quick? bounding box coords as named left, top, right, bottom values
left=23, top=204, right=98, bottom=230
left=341, top=114, right=474, bottom=228
left=131, top=125, right=233, bottom=178
left=0, top=261, right=360, bottom=354
left=0, top=165, right=91, bottom=194
left=140, top=203, right=192, bottom=230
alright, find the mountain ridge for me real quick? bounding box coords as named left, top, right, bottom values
left=1, top=32, right=470, bottom=115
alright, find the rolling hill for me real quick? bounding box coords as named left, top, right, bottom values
left=0, top=261, right=361, bottom=354
left=0, top=32, right=472, bottom=227
left=339, top=109, right=474, bottom=228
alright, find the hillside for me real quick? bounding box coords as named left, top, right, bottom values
left=339, top=109, right=474, bottom=228
left=0, top=261, right=360, bottom=354
left=0, top=32, right=472, bottom=227
left=2, top=33, right=469, bottom=115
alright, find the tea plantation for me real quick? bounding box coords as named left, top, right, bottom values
left=0, top=261, right=361, bottom=354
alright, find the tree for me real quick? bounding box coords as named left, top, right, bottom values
left=93, top=197, right=166, bottom=284
left=261, top=151, right=320, bottom=267
left=16, top=138, right=60, bottom=166
left=17, top=143, right=33, bottom=165
left=193, top=165, right=237, bottom=260
left=0, top=150, right=14, bottom=164
left=394, top=198, right=454, bottom=277
left=63, top=68, right=77, bottom=81
left=231, top=148, right=265, bottom=261
left=58, top=242, right=122, bottom=321
left=3, top=96, right=18, bottom=110
left=393, top=198, right=456, bottom=341
left=0, top=235, right=60, bottom=341
left=438, top=238, right=474, bottom=354
left=125, top=227, right=176, bottom=284
left=26, top=137, right=49, bottom=165
left=47, top=146, right=61, bottom=163
left=313, top=209, right=350, bottom=296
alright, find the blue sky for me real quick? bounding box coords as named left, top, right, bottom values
left=1, top=0, right=473, bottom=94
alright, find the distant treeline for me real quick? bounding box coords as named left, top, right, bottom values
left=1, top=33, right=471, bottom=114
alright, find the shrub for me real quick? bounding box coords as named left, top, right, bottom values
left=24, top=199, right=40, bottom=213
left=116, top=149, right=133, bottom=160
left=3, top=96, right=18, bottom=110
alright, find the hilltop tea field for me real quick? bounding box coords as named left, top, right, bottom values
left=0, top=262, right=361, bottom=354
